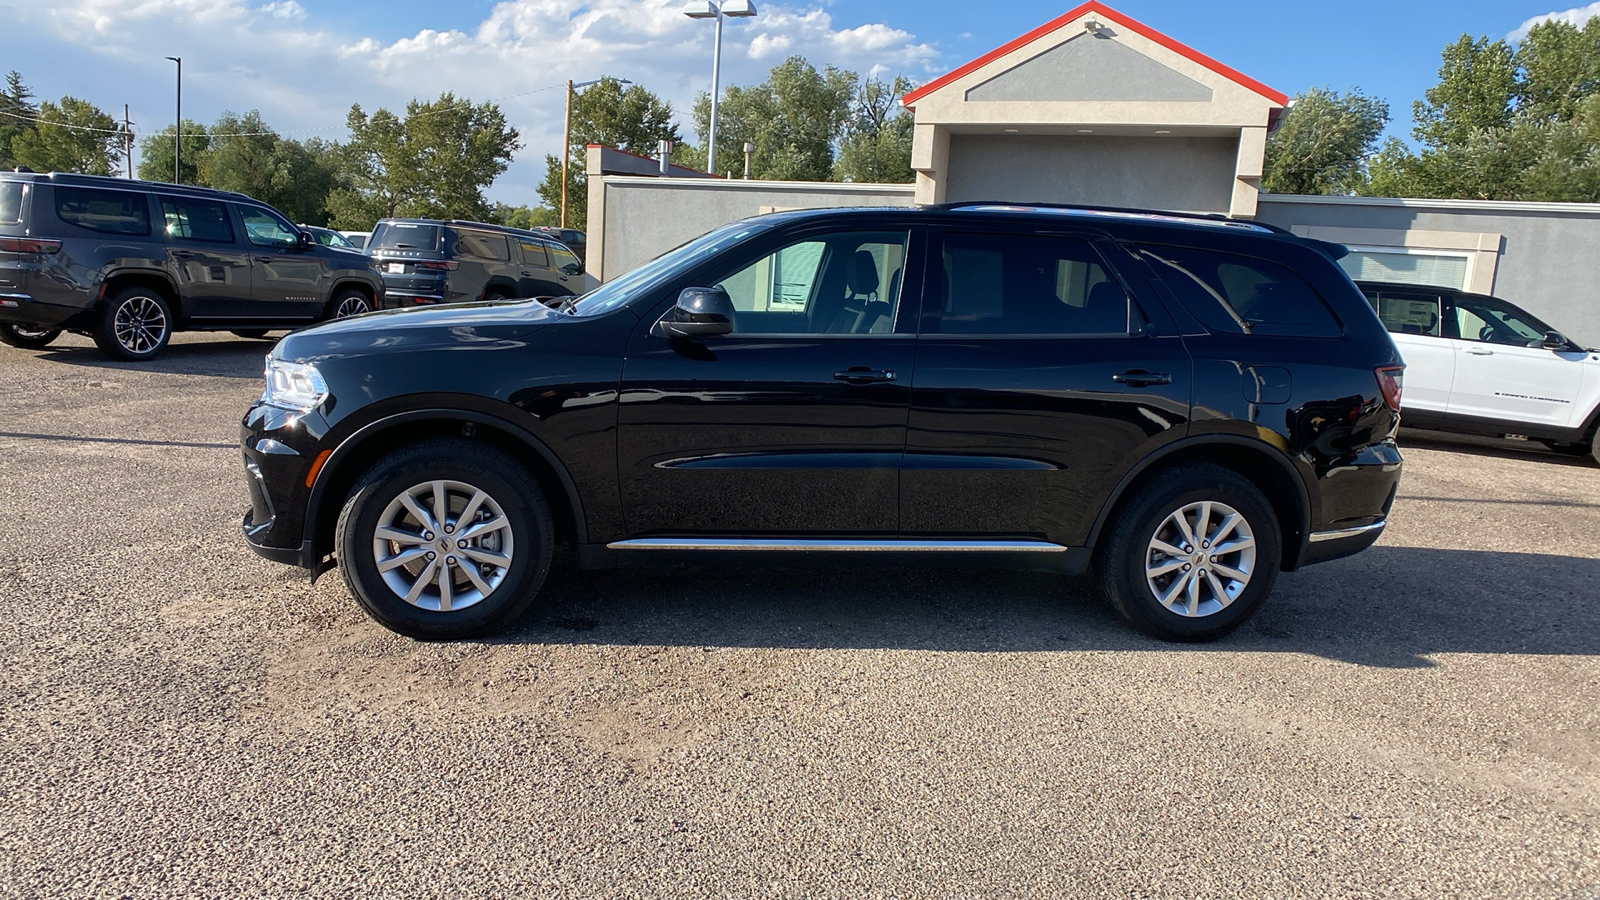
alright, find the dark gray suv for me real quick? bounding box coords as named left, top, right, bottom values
left=369, top=218, right=586, bottom=309
left=0, top=171, right=384, bottom=360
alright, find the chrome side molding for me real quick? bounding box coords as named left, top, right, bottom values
left=1307, top=520, right=1386, bottom=543
left=606, top=538, right=1070, bottom=553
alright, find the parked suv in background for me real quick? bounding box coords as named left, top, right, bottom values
left=0, top=172, right=382, bottom=360
left=241, top=204, right=1404, bottom=642
left=368, top=218, right=587, bottom=308
left=1358, top=281, right=1600, bottom=463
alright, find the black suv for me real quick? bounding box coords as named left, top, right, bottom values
left=368, top=218, right=586, bottom=308
left=240, top=204, right=1404, bottom=642
left=0, top=171, right=383, bottom=360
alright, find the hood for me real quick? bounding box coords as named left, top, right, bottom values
left=274, top=298, right=564, bottom=363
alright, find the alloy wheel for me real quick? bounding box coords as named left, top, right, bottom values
left=335, top=295, right=372, bottom=318
left=371, top=479, right=515, bottom=612
left=1144, top=500, right=1257, bottom=618
left=113, top=296, right=168, bottom=354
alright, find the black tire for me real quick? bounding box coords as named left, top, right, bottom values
left=1592, top=430, right=1600, bottom=467
left=1095, top=463, right=1282, bottom=642
left=336, top=439, right=554, bottom=639
left=328, top=288, right=373, bottom=320
left=0, top=324, right=61, bottom=349
left=230, top=329, right=271, bottom=340
left=93, top=287, right=172, bottom=361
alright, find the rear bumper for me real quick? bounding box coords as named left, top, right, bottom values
left=0, top=292, right=85, bottom=329
left=1300, top=519, right=1386, bottom=566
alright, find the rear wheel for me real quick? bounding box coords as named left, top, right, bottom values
left=0, top=324, right=61, bottom=349
left=329, top=289, right=372, bottom=319
left=1095, top=464, right=1282, bottom=642
left=336, top=439, right=554, bottom=639
left=93, top=287, right=172, bottom=361
left=230, top=329, right=271, bottom=340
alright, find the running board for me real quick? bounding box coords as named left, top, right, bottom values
left=606, top=538, right=1069, bottom=553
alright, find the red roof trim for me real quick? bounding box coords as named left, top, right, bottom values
left=901, top=1, right=1287, bottom=108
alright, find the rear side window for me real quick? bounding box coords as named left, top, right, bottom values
left=0, top=182, right=23, bottom=224
left=371, top=222, right=443, bottom=252
left=1141, top=245, right=1342, bottom=337
left=454, top=230, right=510, bottom=261
left=516, top=240, right=549, bottom=267
left=55, top=186, right=151, bottom=236
left=159, top=196, right=234, bottom=244
left=930, top=233, right=1131, bottom=336
left=1363, top=290, right=1442, bottom=337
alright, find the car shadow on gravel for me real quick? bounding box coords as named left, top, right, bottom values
left=36, top=336, right=275, bottom=378
left=490, top=546, right=1600, bottom=669
left=1400, top=429, right=1597, bottom=468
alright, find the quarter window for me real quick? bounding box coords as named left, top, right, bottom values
left=930, top=233, right=1131, bottom=336
left=1141, top=245, right=1342, bottom=338
left=159, top=196, right=234, bottom=244
left=455, top=230, right=510, bottom=261
left=709, top=230, right=908, bottom=335
left=239, top=207, right=300, bottom=248
left=55, top=187, right=151, bottom=236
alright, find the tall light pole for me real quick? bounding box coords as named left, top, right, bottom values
left=561, top=78, right=631, bottom=229
left=684, top=0, right=757, bottom=178
left=164, top=56, right=182, bottom=183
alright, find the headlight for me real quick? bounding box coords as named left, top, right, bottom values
left=262, top=359, right=329, bottom=412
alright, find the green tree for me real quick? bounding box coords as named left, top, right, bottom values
left=685, top=56, right=857, bottom=181
left=833, top=76, right=916, bottom=184
left=0, top=70, right=37, bottom=171
left=491, top=202, right=559, bottom=229
left=1261, top=87, right=1389, bottom=195
left=11, top=97, right=124, bottom=175
left=137, top=120, right=212, bottom=184
left=199, top=111, right=340, bottom=224
left=327, top=93, right=520, bottom=229
left=535, top=77, right=680, bottom=232
left=1515, top=17, right=1600, bottom=124
left=1413, top=34, right=1517, bottom=150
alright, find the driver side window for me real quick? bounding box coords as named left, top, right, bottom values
left=1453, top=298, right=1543, bottom=346
left=709, top=231, right=907, bottom=335
left=239, top=206, right=299, bottom=249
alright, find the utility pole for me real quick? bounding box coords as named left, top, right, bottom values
left=123, top=105, right=134, bottom=179
left=560, top=79, right=572, bottom=228
left=165, top=57, right=182, bottom=183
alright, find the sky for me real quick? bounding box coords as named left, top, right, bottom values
left=3, top=0, right=1599, bottom=208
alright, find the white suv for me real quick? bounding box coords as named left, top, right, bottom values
left=1358, top=281, right=1600, bottom=463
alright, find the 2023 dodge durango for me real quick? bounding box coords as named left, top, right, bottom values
left=0, top=172, right=382, bottom=360
left=240, top=204, right=1405, bottom=642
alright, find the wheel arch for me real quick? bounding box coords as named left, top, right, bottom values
left=100, top=270, right=182, bottom=320
left=326, top=278, right=378, bottom=315
left=1085, top=435, right=1315, bottom=571
left=305, top=408, right=588, bottom=564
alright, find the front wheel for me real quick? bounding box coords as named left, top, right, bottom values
left=0, top=324, right=61, bottom=349
left=336, top=439, right=554, bottom=639
left=93, top=288, right=172, bottom=361
left=1095, top=464, right=1282, bottom=642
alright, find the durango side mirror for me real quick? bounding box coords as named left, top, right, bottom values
left=653, top=286, right=734, bottom=339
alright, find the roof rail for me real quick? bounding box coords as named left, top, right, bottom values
left=42, top=171, right=258, bottom=203
left=922, top=200, right=1286, bottom=232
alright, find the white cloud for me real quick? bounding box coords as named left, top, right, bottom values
left=1508, top=2, right=1600, bottom=40
left=0, top=0, right=947, bottom=205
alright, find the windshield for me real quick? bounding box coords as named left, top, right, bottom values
left=567, top=221, right=773, bottom=317
left=371, top=222, right=443, bottom=253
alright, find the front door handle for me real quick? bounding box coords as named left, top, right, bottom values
left=834, top=368, right=897, bottom=384
left=171, top=250, right=195, bottom=259
left=520, top=271, right=533, bottom=277
left=1112, top=370, right=1172, bottom=387
left=1466, top=347, right=1495, bottom=356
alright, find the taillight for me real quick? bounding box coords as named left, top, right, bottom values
left=415, top=260, right=457, bottom=271
left=0, top=237, right=62, bottom=254
left=1375, top=366, right=1404, bottom=411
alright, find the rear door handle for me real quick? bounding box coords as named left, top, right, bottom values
left=1112, top=370, right=1172, bottom=387
left=834, top=368, right=897, bottom=384
left=1466, top=347, right=1494, bottom=356
left=171, top=250, right=195, bottom=259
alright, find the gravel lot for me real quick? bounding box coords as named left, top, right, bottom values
left=1, top=331, right=1596, bottom=899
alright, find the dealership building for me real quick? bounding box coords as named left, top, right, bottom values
left=585, top=1, right=1600, bottom=344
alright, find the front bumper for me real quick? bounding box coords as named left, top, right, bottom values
left=239, top=403, right=325, bottom=568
